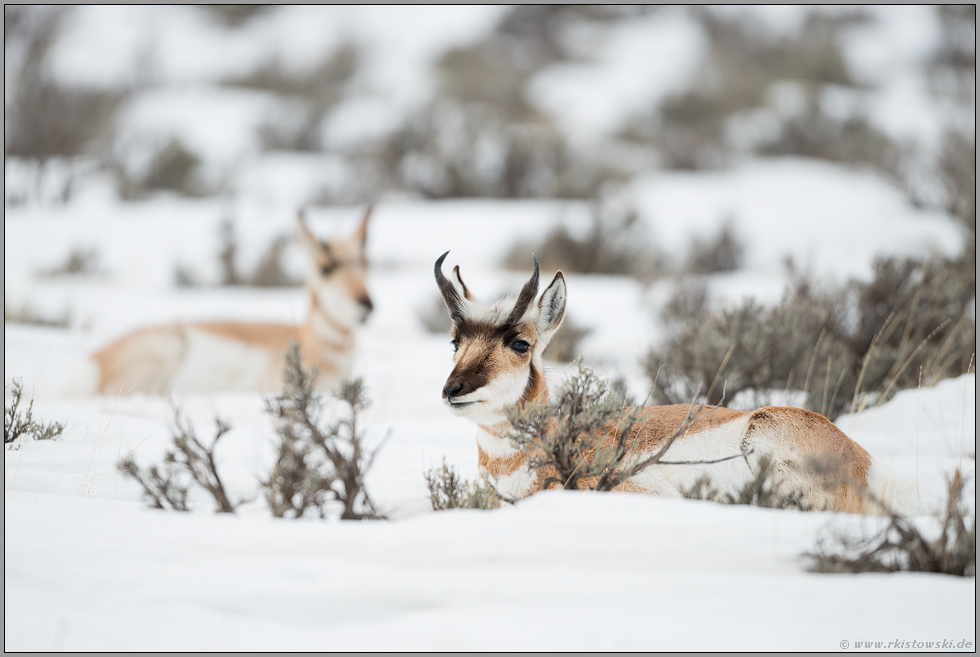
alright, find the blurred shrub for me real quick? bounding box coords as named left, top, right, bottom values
left=624, top=9, right=873, bottom=170
left=645, top=252, right=976, bottom=418
left=661, top=278, right=710, bottom=328
left=199, top=5, right=270, bottom=28
left=808, top=469, right=975, bottom=576
left=5, top=7, right=125, bottom=205
left=177, top=219, right=300, bottom=288
left=227, top=44, right=359, bottom=152
left=379, top=6, right=638, bottom=199
left=417, top=293, right=453, bottom=335
left=928, top=5, right=975, bottom=102
left=385, top=101, right=621, bottom=199
left=938, top=129, right=976, bottom=241
left=219, top=219, right=301, bottom=287
left=117, top=138, right=205, bottom=200
left=36, top=246, right=101, bottom=278
left=4, top=298, right=71, bottom=328
left=4, top=7, right=126, bottom=164
left=755, top=96, right=906, bottom=181
left=542, top=315, right=592, bottom=363
left=684, top=220, right=745, bottom=274
left=503, top=204, right=664, bottom=281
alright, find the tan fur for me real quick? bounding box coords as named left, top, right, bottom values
left=478, top=386, right=874, bottom=510
left=92, top=208, right=372, bottom=395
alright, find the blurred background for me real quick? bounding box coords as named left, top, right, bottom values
left=5, top=5, right=975, bottom=208
left=4, top=5, right=976, bottom=413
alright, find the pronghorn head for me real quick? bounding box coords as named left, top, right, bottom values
left=435, top=252, right=566, bottom=425
left=296, top=207, right=373, bottom=327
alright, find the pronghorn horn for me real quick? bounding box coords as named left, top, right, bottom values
left=353, top=204, right=373, bottom=245
left=435, top=251, right=464, bottom=321
left=507, top=254, right=539, bottom=324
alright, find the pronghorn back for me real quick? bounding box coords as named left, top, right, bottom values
left=434, top=252, right=880, bottom=513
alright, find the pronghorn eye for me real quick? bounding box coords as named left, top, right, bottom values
left=511, top=340, right=530, bottom=354
left=450, top=339, right=458, bottom=353
left=320, top=264, right=335, bottom=276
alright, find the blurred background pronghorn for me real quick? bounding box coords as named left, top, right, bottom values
left=86, top=208, right=374, bottom=396
left=434, top=252, right=891, bottom=513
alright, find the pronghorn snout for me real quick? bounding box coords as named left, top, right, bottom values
left=442, top=373, right=478, bottom=403
left=358, top=296, right=373, bottom=320
left=443, top=382, right=462, bottom=401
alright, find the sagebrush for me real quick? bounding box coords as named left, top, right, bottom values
left=505, top=364, right=732, bottom=494
left=807, top=470, right=975, bottom=576
left=4, top=377, right=64, bottom=444
left=647, top=252, right=976, bottom=417
left=262, top=344, right=386, bottom=520
left=119, top=410, right=242, bottom=513
left=425, top=459, right=501, bottom=511
left=503, top=204, right=664, bottom=281
left=682, top=454, right=812, bottom=511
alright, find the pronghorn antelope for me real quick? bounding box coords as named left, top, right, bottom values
left=88, top=208, right=374, bottom=395
left=434, top=252, right=883, bottom=513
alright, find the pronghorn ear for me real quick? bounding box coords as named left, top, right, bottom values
left=295, top=210, right=321, bottom=249
left=452, top=265, right=477, bottom=302
left=352, top=205, right=372, bottom=248
left=536, top=271, right=566, bottom=335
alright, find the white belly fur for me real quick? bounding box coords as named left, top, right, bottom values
left=169, top=329, right=279, bottom=393
left=628, top=417, right=753, bottom=497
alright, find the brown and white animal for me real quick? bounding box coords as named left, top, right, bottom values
left=434, top=252, right=885, bottom=513
left=88, top=208, right=374, bottom=396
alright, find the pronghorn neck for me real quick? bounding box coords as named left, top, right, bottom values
left=474, top=363, right=550, bottom=499
left=304, top=289, right=355, bottom=349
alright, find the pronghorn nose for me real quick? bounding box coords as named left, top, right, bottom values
left=443, top=383, right=462, bottom=401
left=358, top=297, right=373, bottom=321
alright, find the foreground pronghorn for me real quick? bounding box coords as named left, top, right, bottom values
left=89, top=208, right=374, bottom=395
left=434, top=252, right=884, bottom=513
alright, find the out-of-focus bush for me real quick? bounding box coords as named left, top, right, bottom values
left=4, top=8, right=125, bottom=163
left=380, top=6, right=641, bottom=199
left=755, top=96, right=906, bottom=182
left=623, top=9, right=877, bottom=171
left=646, top=251, right=976, bottom=418
left=503, top=204, right=665, bottom=281
left=683, top=220, right=745, bottom=275
left=116, top=139, right=205, bottom=200
left=226, top=44, right=359, bottom=152
left=542, top=315, right=592, bottom=364
left=928, top=5, right=976, bottom=102
left=199, top=5, right=270, bottom=28
left=175, top=219, right=301, bottom=288
left=4, top=7, right=126, bottom=204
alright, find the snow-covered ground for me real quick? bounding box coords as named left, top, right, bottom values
left=4, top=192, right=975, bottom=651
left=5, top=5, right=976, bottom=651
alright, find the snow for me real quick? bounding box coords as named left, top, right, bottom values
left=6, top=5, right=976, bottom=651
left=5, top=490, right=975, bottom=651
left=4, top=191, right=975, bottom=648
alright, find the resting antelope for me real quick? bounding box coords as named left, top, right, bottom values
left=434, top=252, right=886, bottom=513
left=88, top=208, right=373, bottom=395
